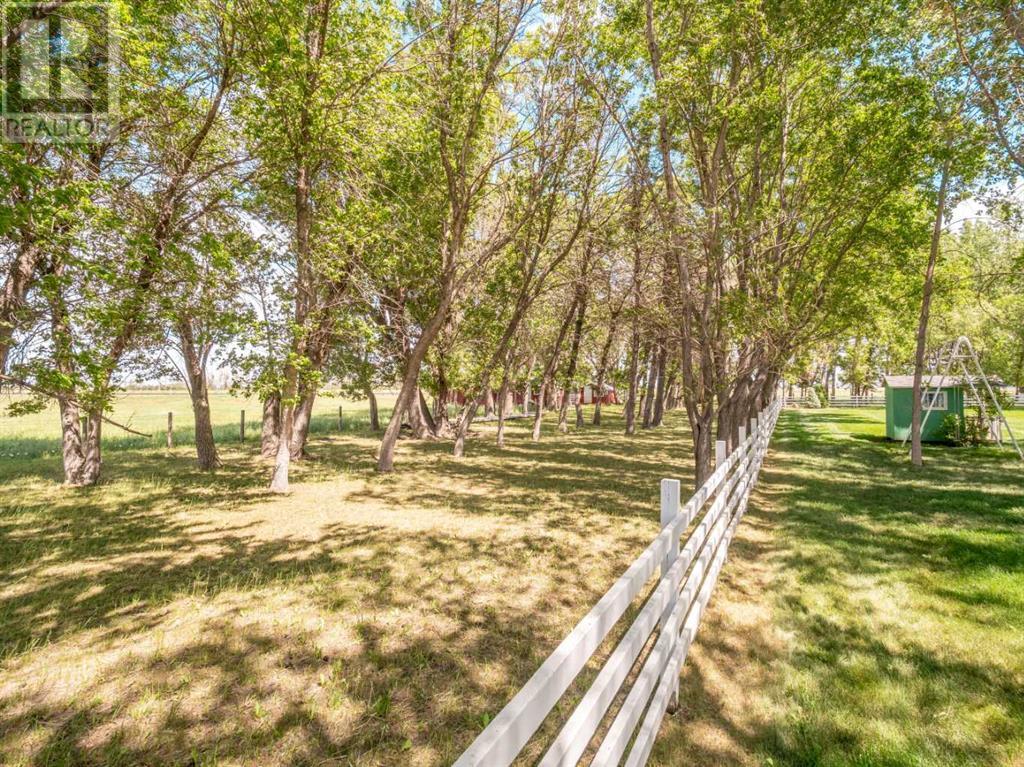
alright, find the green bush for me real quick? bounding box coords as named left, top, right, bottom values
left=941, top=413, right=989, bottom=446
left=805, top=387, right=822, bottom=408
left=814, top=384, right=829, bottom=407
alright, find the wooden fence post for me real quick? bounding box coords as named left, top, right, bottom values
left=738, top=425, right=746, bottom=446
left=240, top=409, right=245, bottom=442
left=338, top=405, right=343, bottom=431
left=167, top=412, right=173, bottom=449
left=715, top=439, right=727, bottom=469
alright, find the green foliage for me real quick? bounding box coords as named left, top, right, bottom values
left=813, top=385, right=829, bottom=408
left=805, top=388, right=822, bottom=409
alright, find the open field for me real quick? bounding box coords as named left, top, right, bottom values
left=0, top=390, right=396, bottom=458
left=655, top=407, right=1024, bottom=767
left=0, top=406, right=684, bottom=766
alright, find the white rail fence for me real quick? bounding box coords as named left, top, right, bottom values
left=785, top=395, right=883, bottom=407
left=453, top=396, right=783, bottom=767
left=785, top=394, right=1024, bottom=408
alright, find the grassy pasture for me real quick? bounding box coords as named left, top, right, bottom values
left=0, top=390, right=396, bottom=458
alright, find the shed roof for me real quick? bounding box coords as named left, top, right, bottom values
left=883, top=375, right=961, bottom=389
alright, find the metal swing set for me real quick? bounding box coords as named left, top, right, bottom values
left=902, top=335, right=1024, bottom=461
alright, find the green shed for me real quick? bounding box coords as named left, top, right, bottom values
left=884, top=375, right=965, bottom=442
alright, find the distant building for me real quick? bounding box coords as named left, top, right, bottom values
left=883, top=375, right=964, bottom=442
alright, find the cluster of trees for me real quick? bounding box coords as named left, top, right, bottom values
left=794, top=221, right=1024, bottom=400
left=2, top=0, right=1023, bottom=488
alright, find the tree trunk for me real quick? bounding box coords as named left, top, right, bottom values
left=434, top=369, right=450, bottom=435
left=178, top=319, right=220, bottom=470
left=269, top=140, right=315, bottom=493
left=716, top=375, right=751, bottom=451
left=57, top=396, right=86, bottom=485
left=593, top=317, right=618, bottom=426
left=558, top=287, right=587, bottom=434
left=419, top=387, right=437, bottom=436
left=496, top=369, right=511, bottom=448
left=261, top=394, right=280, bottom=458
left=531, top=381, right=548, bottom=441
left=190, top=384, right=219, bottom=470
left=692, top=407, right=714, bottom=489
left=47, top=256, right=87, bottom=485
left=624, top=317, right=642, bottom=435
left=406, top=385, right=431, bottom=438
left=911, top=158, right=951, bottom=467
left=664, top=372, right=678, bottom=411
left=531, top=297, right=579, bottom=442
left=81, top=410, right=103, bottom=486
left=651, top=343, right=668, bottom=427
left=377, top=280, right=454, bottom=472
left=290, top=388, right=316, bottom=459
left=366, top=387, right=380, bottom=430
left=270, top=363, right=298, bottom=493
left=642, top=344, right=658, bottom=428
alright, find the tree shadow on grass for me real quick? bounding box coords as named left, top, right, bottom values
left=0, top=515, right=623, bottom=765
left=0, top=407, right=693, bottom=765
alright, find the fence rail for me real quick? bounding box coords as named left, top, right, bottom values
left=785, top=394, right=1024, bottom=408
left=453, top=396, right=783, bottom=767
left=785, top=396, right=883, bottom=407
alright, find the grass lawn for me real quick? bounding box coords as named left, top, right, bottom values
left=2, top=404, right=1022, bottom=766
left=0, top=406, right=684, bottom=766
left=656, top=407, right=1024, bottom=767
left=0, top=390, right=396, bottom=458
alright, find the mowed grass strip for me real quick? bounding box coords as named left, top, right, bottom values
left=652, top=407, right=1024, bottom=767
left=0, top=407, right=689, bottom=767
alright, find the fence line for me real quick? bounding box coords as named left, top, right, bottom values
left=785, top=395, right=883, bottom=407
left=786, top=394, right=1024, bottom=408
left=453, top=396, right=783, bottom=767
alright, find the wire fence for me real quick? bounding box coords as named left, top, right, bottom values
left=0, top=401, right=393, bottom=459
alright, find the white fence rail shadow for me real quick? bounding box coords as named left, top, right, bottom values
left=453, top=396, right=783, bottom=767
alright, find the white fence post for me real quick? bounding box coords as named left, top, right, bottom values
left=659, top=478, right=681, bottom=709
left=659, top=479, right=681, bottom=580
left=715, top=439, right=727, bottom=469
